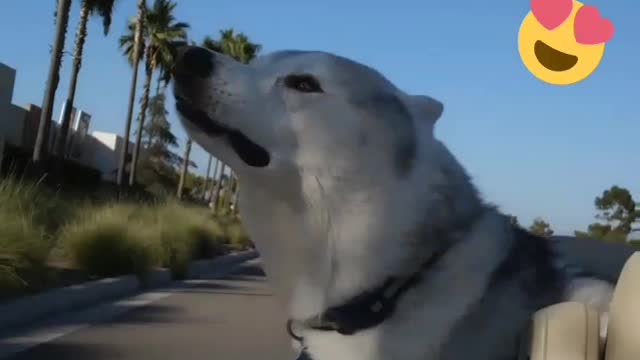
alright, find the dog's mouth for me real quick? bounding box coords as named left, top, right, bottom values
left=175, top=97, right=270, bottom=168
left=534, top=40, right=578, bottom=72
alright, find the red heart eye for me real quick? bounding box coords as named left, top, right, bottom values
left=574, top=5, right=615, bottom=45
left=531, top=0, right=573, bottom=30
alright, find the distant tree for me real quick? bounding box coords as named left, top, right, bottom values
left=135, top=92, right=185, bottom=195
left=508, top=215, right=520, bottom=227
left=529, top=218, right=554, bottom=238
left=574, top=186, right=639, bottom=242
left=143, top=92, right=177, bottom=147
left=594, top=186, right=640, bottom=234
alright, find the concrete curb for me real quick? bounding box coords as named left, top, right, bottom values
left=0, top=250, right=258, bottom=331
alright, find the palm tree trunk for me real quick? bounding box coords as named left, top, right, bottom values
left=212, top=163, right=226, bottom=211
left=202, top=154, right=212, bottom=201
left=207, top=158, right=220, bottom=203
left=33, top=0, right=72, bottom=166
left=231, top=178, right=240, bottom=214
left=117, top=0, right=146, bottom=187
left=177, top=138, right=192, bottom=199
left=223, top=173, right=235, bottom=213
left=128, top=49, right=154, bottom=186
left=54, top=1, right=90, bottom=161
left=155, top=76, right=163, bottom=96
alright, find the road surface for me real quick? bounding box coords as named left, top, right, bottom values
left=1, top=259, right=299, bottom=360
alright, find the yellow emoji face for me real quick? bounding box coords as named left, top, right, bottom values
left=518, top=0, right=614, bottom=86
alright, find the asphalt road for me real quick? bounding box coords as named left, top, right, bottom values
left=2, top=259, right=299, bottom=360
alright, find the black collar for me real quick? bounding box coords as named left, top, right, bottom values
left=287, top=245, right=450, bottom=340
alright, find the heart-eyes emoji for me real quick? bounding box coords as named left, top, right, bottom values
left=518, top=0, right=615, bottom=86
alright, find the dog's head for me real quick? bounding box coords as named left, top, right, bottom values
left=173, top=47, right=443, bottom=180
left=173, top=47, right=481, bottom=314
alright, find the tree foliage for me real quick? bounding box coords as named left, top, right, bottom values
left=201, top=28, right=261, bottom=64
left=119, top=0, right=189, bottom=186
left=83, top=0, right=118, bottom=35
left=594, top=186, right=640, bottom=235
left=529, top=218, right=554, bottom=238
left=136, top=93, right=182, bottom=195
left=119, top=0, right=189, bottom=82
left=575, top=186, right=639, bottom=242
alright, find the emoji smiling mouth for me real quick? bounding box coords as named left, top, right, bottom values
left=534, top=40, right=579, bottom=71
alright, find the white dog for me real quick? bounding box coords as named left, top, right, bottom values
left=172, top=47, right=633, bottom=360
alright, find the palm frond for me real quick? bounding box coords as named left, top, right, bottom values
left=84, top=0, right=118, bottom=35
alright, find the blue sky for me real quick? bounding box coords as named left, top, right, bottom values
left=0, top=0, right=638, bottom=235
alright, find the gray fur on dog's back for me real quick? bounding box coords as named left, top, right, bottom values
left=552, top=235, right=636, bottom=283
left=438, top=226, right=564, bottom=360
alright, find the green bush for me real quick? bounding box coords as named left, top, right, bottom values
left=0, top=175, right=251, bottom=291
left=0, top=177, right=72, bottom=235
left=207, top=214, right=253, bottom=250
left=0, top=212, right=50, bottom=290
left=0, top=178, right=56, bottom=290
left=59, top=204, right=160, bottom=278
left=154, top=201, right=226, bottom=278
left=223, top=219, right=251, bottom=250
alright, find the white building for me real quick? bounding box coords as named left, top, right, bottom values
left=83, top=131, right=133, bottom=182
left=1, top=62, right=132, bottom=182
left=0, top=63, right=29, bottom=147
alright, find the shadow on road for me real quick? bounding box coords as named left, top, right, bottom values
left=225, top=263, right=266, bottom=277
left=8, top=342, right=121, bottom=360
left=2, top=260, right=296, bottom=360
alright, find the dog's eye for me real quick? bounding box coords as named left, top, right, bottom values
left=284, top=74, right=323, bottom=93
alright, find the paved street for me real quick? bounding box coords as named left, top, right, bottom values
left=1, top=260, right=298, bottom=360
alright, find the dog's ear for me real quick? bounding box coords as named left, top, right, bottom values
left=406, top=95, right=444, bottom=125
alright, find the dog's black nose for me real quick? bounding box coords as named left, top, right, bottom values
left=173, top=45, right=215, bottom=79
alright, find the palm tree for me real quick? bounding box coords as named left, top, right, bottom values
left=33, top=0, right=72, bottom=166
left=201, top=155, right=213, bottom=201
left=230, top=173, right=240, bottom=214
left=205, top=29, right=260, bottom=211
left=211, top=163, right=226, bottom=210
left=54, top=0, right=118, bottom=162
left=120, top=0, right=189, bottom=187
left=206, top=158, right=220, bottom=204
left=176, top=138, right=192, bottom=199
left=201, top=35, right=222, bottom=52
left=117, top=0, right=145, bottom=187
left=217, top=29, right=261, bottom=63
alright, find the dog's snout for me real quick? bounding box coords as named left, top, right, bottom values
left=173, top=46, right=215, bottom=79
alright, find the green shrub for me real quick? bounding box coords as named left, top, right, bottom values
left=0, top=212, right=50, bottom=290
left=206, top=213, right=252, bottom=250
left=0, top=177, right=72, bottom=235
left=226, top=220, right=253, bottom=250
left=154, top=201, right=226, bottom=278
left=59, top=204, right=160, bottom=278
left=0, top=178, right=56, bottom=290
left=0, top=174, right=249, bottom=288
